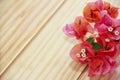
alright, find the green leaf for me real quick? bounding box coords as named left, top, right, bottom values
left=92, top=43, right=103, bottom=50
left=86, top=37, right=103, bottom=50
left=86, top=37, right=94, bottom=44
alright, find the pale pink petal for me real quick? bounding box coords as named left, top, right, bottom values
left=95, top=23, right=108, bottom=34
left=116, top=43, right=120, bottom=54
left=105, top=56, right=117, bottom=74
left=95, top=0, right=103, bottom=10
left=113, top=19, right=120, bottom=27
left=70, top=44, right=81, bottom=62
left=87, top=25, right=94, bottom=34
left=73, top=16, right=93, bottom=39
left=102, top=58, right=111, bottom=75
left=102, top=14, right=113, bottom=26
left=63, top=24, right=76, bottom=37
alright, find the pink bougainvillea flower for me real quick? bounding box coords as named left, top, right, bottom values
left=70, top=41, right=94, bottom=63
left=83, top=0, right=119, bottom=22
left=88, top=55, right=117, bottom=76
left=73, top=16, right=94, bottom=39
left=103, top=1, right=119, bottom=18
left=63, top=16, right=94, bottom=39
left=83, top=0, right=102, bottom=22
left=63, top=0, right=120, bottom=77
left=89, top=55, right=104, bottom=76
left=95, top=14, right=120, bottom=40
left=96, top=35, right=117, bottom=57
left=104, top=42, right=117, bottom=57
left=63, top=24, right=76, bottom=37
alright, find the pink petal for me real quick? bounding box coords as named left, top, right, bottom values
left=63, top=24, right=76, bottom=37
left=95, top=23, right=108, bottom=34
left=70, top=44, right=81, bottom=62
left=113, top=19, right=120, bottom=27
left=73, top=16, right=93, bottom=39
left=87, top=25, right=94, bottom=34
left=116, top=43, right=120, bottom=54
left=100, top=10, right=107, bottom=17
left=102, top=14, right=113, bottom=26
left=88, top=55, right=117, bottom=76
left=102, top=58, right=111, bottom=75
left=95, top=0, right=103, bottom=10
left=105, top=56, right=117, bottom=74
left=103, top=1, right=119, bottom=18
left=83, top=2, right=101, bottom=22
left=88, top=56, right=104, bottom=76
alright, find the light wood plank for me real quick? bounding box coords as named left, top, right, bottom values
left=1, top=0, right=89, bottom=80
left=0, top=0, right=64, bottom=75
left=0, top=0, right=15, bottom=16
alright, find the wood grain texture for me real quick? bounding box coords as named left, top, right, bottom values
left=0, top=0, right=64, bottom=75
left=0, top=0, right=120, bottom=80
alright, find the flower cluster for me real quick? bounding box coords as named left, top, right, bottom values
left=63, top=0, right=120, bottom=77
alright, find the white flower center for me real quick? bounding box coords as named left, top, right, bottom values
left=80, top=49, right=86, bottom=57
left=81, top=53, right=86, bottom=57
left=108, top=27, right=113, bottom=32
left=105, top=38, right=110, bottom=42
left=114, top=31, right=119, bottom=35
left=76, top=49, right=87, bottom=58
left=80, top=49, right=86, bottom=53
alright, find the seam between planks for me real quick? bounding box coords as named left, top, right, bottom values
left=77, top=65, right=88, bottom=80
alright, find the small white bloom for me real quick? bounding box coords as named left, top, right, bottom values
left=114, top=31, right=119, bottom=35
left=108, top=27, right=113, bottom=32
left=81, top=53, right=86, bottom=57
left=80, top=49, right=86, bottom=53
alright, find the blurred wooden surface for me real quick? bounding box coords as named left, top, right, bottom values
left=0, top=0, right=120, bottom=80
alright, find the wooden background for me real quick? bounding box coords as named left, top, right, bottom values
left=0, top=0, right=120, bottom=80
